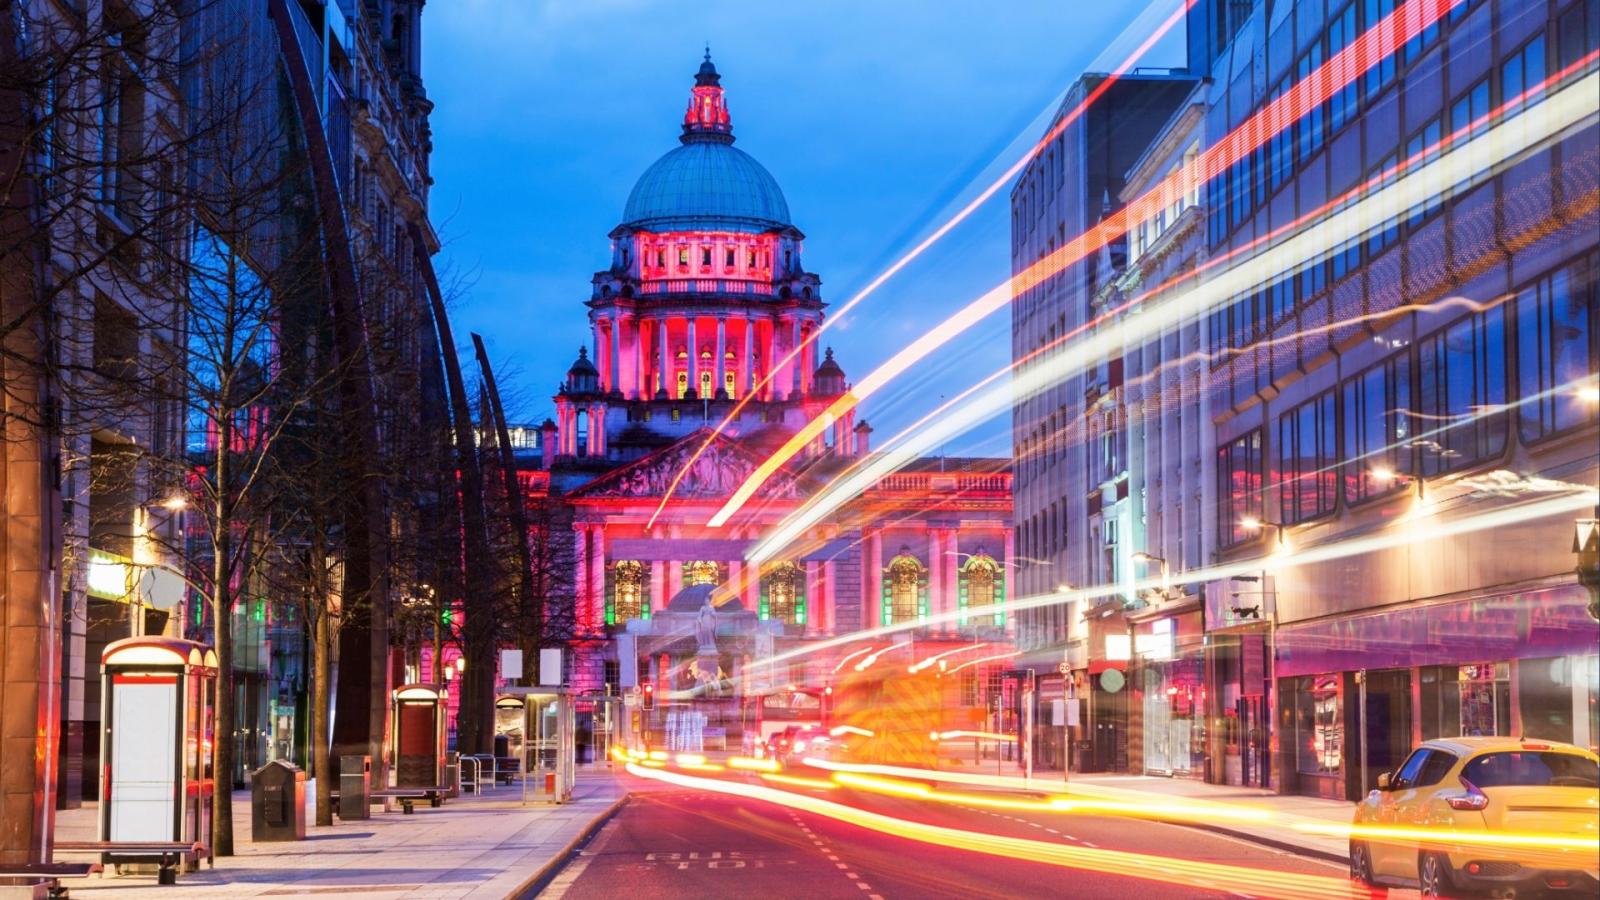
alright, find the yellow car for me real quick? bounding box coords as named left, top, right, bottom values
left=1349, top=736, right=1599, bottom=897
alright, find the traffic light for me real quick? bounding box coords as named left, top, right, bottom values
left=642, top=682, right=655, bottom=710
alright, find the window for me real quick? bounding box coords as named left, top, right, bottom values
left=1415, top=305, right=1508, bottom=475
left=1463, top=752, right=1600, bottom=788
left=677, top=247, right=689, bottom=269
left=1405, top=117, right=1443, bottom=226
left=1217, top=430, right=1263, bottom=547
left=1294, top=675, right=1342, bottom=777
left=1342, top=353, right=1413, bottom=504
left=607, top=560, right=648, bottom=624
left=1278, top=391, right=1337, bottom=524
left=1517, top=258, right=1598, bottom=441
left=683, top=560, right=721, bottom=586
left=1500, top=35, right=1547, bottom=114
left=1363, top=0, right=1398, bottom=100
left=959, top=553, right=1004, bottom=627
left=760, top=562, right=805, bottom=625
left=725, top=247, right=735, bottom=269
left=1296, top=46, right=1326, bottom=161
left=1392, top=748, right=1431, bottom=788
left=701, top=246, right=712, bottom=267
left=1416, top=750, right=1458, bottom=787
left=882, top=553, right=925, bottom=625
left=1327, top=3, right=1360, bottom=132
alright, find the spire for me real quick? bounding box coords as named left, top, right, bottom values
left=683, top=49, right=733, bottom=144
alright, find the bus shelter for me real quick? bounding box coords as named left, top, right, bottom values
left=99, top=637, right=218, bottom=872
left=503, top=687, right=574, bottom=803
left=391, top=684, right=447, bottom=789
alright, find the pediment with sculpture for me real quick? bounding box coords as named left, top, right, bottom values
left=571, top=432, right=806, bottom=500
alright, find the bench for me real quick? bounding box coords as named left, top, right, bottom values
left=53, top=841, right=204, bottom=885
left=0, top=863, right=101, bottom=899
left=371, top=787, right=447, bottom=813
left=493, top=757, right=521, bottom=785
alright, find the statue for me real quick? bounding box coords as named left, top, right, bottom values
left=695, top=597, right=718, bottom=653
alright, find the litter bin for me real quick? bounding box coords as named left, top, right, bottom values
left=339, top=755, right=371, bottom=820
left=252, top=760, right=305, bottom=841
left=444, top=752, right=460, bottom=798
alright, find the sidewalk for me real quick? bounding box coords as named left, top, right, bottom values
left=52, top=766, right=629, bottom=899
left=1061, top=772, right=1352, bottom=863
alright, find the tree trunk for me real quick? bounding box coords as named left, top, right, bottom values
left=210, top=491, right=235, bottom=856
left=311, top=575, right=333, bottom=826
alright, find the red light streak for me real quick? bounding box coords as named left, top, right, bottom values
left=711, top=0, right=1469, bottom=529
left=752, top=51, right=1598, bottom=560
left=643, top=0, right=1198, bottom=531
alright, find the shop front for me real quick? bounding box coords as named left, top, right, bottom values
left=1131, top=610, right=1206, bottom=778
left=1275, top=584, right=1599, bottom=800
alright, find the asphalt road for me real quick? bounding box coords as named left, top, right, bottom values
left=536, top=775, right=1365, bottom=899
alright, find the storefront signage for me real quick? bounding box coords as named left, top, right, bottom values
left=1105, top=634, right=1131, bottom=661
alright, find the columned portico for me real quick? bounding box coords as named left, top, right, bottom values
left=714, top=317, right=727, bottom=398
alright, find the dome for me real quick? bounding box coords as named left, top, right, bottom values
left=617, top=54, right=793, bottom=234
left=620, top=142, right=791, bottom=233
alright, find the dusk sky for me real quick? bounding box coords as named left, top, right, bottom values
left=426, top=1, right=1186, bottom=453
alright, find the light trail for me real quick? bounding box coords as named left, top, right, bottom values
left=830, top=645, right=874, bottom=673
left=745, top=65, right=1599, bottom=565
left=712, top=0, right=1471, bottom=530
left=624, top=762, right=1364, bottom=900
left=816, top=762, right=1600, bottom=853
left=644, top=0, right=1198, bottom=530
left=908, top=643, right=988, bottom=673
left=853, top=639, right=911, bottom=672
left=830, top=725, right=875, bottom=738
left=930, top=730, right=1012, bottom=742
left=728, top=755, right=781, bottom=773
left=750, top=486, right=1599, bottom=673
left=946, top=649, right=1022, bottom=674
left=759, top=772, right=838, bottom=791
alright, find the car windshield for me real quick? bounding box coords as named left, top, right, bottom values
left=1462, top=751, right=1600, bottom=788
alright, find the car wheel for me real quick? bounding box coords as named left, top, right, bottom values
left=1349, top=841, right=1376, bottom=886
left=1418, top=851, right=1462, bottom=897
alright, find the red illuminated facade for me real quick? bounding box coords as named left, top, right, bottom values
left=529, top=58, right=1015, bottom=737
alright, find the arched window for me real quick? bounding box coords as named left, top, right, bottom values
left=699, top=350, right=714, bottom=398
left=761, top=562, right=805, bottom=624
left=959, top=553, right=1004, bottom=627
left=574, top=409, right=588, bottom=457
left=676, top=348, right=689, bottom=398
left=607, top=560, right=649, bottom=624
left=724, top=351, right=737, bottom=399
left=683, top=560, right=721, bottom=586
left=882, top=552, right=926, bottom=625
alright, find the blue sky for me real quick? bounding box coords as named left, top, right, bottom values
left=426, top=1, right=1185, bottom=453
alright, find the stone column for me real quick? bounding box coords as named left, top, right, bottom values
left=945, top=530, right=960, bottom=625
left=686, top=317, right=699, bottom=397
left=866, top=529, right=883, bottom=629
left=927, top=528, right=943, bottom=629
left=714, top=317, right=727, bottom=398
left=1003, top=528, right=1016, bottom=636
left=609, top=316, right=622, bottom=393
left=650, top=560, right=666, bottom=614
left=798, top=322, right=813, bottom=396
left=667, top=559, right=683, bottom=600
left=658, top=316, right=672, bottom=398
left=573, top=524, right=590, bottom=633
left=628, top=314, right=644, bottom=399
left=590, top=525, right=607, bottom=634
left=774, top=315, right=793, bottom=400
left=822, top=560, right=836, bottom=635
left=741, top=321, right=754, bottom=399
left=804, top=561, right=820, bottom=634
left=789, top=317, right=803, bottom=398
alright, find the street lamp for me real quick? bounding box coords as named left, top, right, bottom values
left=1131, top=551, right=1170, bottom=590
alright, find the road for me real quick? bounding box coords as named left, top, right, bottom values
left=534, top=773, right=1369, bottom=899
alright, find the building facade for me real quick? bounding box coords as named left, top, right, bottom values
left=529, top=57, right=1015, bottom=747
left=1012, top=0, right=1600, bottom=798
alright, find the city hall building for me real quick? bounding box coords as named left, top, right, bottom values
left=525, top=56, right=1015, bottom=740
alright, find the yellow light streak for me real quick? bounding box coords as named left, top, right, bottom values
left=674, top=753, right=708, bottom=766
left=760, top=772, right=839, bottom=791
left=625, top=762, right=1359, bottom=900
left=728, top=756, right=781, bottom=772
left=829, top=725, right=874, bottom=738
left=647, top=750, right=669, bottom=761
